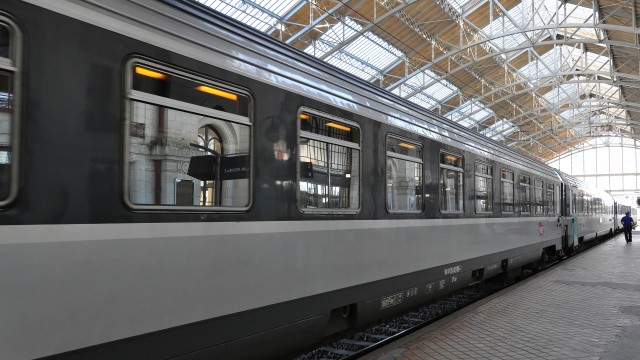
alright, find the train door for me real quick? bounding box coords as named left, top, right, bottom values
left=561, top=185, right=578, bottom=252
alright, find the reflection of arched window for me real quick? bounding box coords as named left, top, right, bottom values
left=197, top=125, right=222, bottom=206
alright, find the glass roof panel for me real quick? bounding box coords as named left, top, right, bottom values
left=304, top=17, right=403, bottom=81
left=196, top=0, right=303, bottom=32
left=446, top=100, right=494, bottom=128
left=422, top=80, right=458, bottom=102
left=559, top=107, right=588, bottom=121
left=482, top=4, right=528, bottom=50
left=406, top=92, right=439, bottom=110
left=481, top=119, right=518, bottom=141
left=445, top=0, right=476, bottom=13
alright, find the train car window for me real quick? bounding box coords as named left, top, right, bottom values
left=125, top=61, right=252, bottom=210
left=0, top=24, right=10, bottom=59
left=534, top=178, right=544, bottom=214
left=439, top=152, right=463, bottom=213
left=474, top=161, right=493, bottom=213
left=298, top=110, right=360, bottom=212
left=500, top=169, right=514, bottom=213
left=519, top=175, right=531, bottom=214
left=0, top=19, right=19, bottom=207
left=546, top=183, right=555, bottom=214
left=386, top=136, right=423, bottom=213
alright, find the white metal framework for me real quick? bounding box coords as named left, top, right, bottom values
left=194, top=0, right=640, bottom=165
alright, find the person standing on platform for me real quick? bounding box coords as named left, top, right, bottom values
left=621, top=211, right=635, bottom=243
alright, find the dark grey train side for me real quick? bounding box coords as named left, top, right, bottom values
left=0, top=1, right=620, bottom=359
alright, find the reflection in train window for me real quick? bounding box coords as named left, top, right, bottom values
left=440, top=152, right=463, bottom=212
left=534, top=178, right=544, bottom=214
left=126, top=61, right=251, bottom=210
left=0, top=24, right=9, bottom=59
left=501, top=169, right=514, bottom=213
left=298, top=110, right=360, bottom=212
left=546, top=184, right=555, bottom=214
left=519, top=175, right=531, bottom=214
left=386, top=136, right=422, bottom=213
left=0, top=19, right=18, bottom=206
left=474, top=161, right=492, bottom=213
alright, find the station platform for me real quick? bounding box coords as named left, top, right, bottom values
left=362, top=231, right=640, bottom=360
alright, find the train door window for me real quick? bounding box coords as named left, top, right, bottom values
left=298, top=109, right=360, bottom=212
left=439, top=152, right=463, bottom=213
left=546, top=183, right=555, bottom=214
left=386, top=136, right=423, bottom=213
left=0, top=19, right=19, bottom=207
left=124, top=60, right=252, bottom=211
left=501, top=169, right=514, bottom=213
left=519, top=175, right=531, bottom=214
left=474, top=161, right=493, bottom=213
left=534, top=178, right=544, bottom=214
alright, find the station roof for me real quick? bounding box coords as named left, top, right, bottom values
left=193, top=0, right=640, bottom=162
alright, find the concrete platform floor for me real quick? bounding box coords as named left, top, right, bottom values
left=362, top=231, right=640, bottom=360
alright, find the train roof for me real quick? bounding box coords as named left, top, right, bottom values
left=35, top=0, right=559, bottom=179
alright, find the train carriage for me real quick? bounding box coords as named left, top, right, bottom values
left=0, top=1, right=617, bottom=359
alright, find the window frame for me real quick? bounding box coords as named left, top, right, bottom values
left=123, top=58, right=253, bottom=212
left=0, top=14, right=21, bottom=208
left=385, top=134, right=423, bottom=214
left=474, top=161, right=493, bottom=214
left=296, top=107, right=361, bottom=214
left=439, top=151, right=464, bottom=214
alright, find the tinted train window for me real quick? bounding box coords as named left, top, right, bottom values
left=546, top=184, right=555, bottom=214
left=298, top=110, right=360, bottom=212
left=439, top=152, right=463, bottom=212
left=474, top=162, right=492, bottom=213
left=519, top=175, right=530, bottom=214
left=386, top=136, right=422, bottom=213
left=125, top=61, right=251, bottom=210
left=534, top=178, right=544, bottom=214
left=0, top=20, right=19, bottom=207
left=501, top=169, right=514, bottom=213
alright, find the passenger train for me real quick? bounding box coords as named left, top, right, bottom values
left=0, top=1, right=629, bottom=359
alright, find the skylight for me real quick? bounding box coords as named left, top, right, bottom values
left=304, top=17, right=403, bottom=82
left=446, top=100, right=494, bottom=128
left=196, top=0, right=302, bottom=32
left=390, top=68, right=459, bottom=110
left=482, top=119, right=518, bottom=141
left=446, top=0, right=476, bottom=13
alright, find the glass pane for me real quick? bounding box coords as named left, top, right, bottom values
left=299, top=139, right=359, bottom=210
left=502, top=181, right=514, bottom=212
left=128, top=101, right=250, bottom=207
left=583, top=148, right=597, bottom=175
left=133, top=65, right=249, bottom=117
left=623, top=175, right=636, bottom=190
left=610, top=147, right=623, bottom=174
left=535, top=186, right=544, bottom=214
left=441, top=153, right=462, bottom=168
left=520, top=184, right=530, bottom=213
left=610, top=175, right=623, bottom=191
left=300, top=113, right=360, bottom=144
left=596, top=147, right=609, bottom=175
left=475, top=176, right=493, bottom=213
left=0, top=71, right=12, bottom=201
left=440, top=168, right=463, bottom=211
left=546, top=188, right=555, bottom=214
left=387, top=158, right=422, bottom=212
left=0, top=24, right=9, bottom=59
left=571, top=152, right=584, bottom=175
left=387, top=137, right=422, bottom=159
